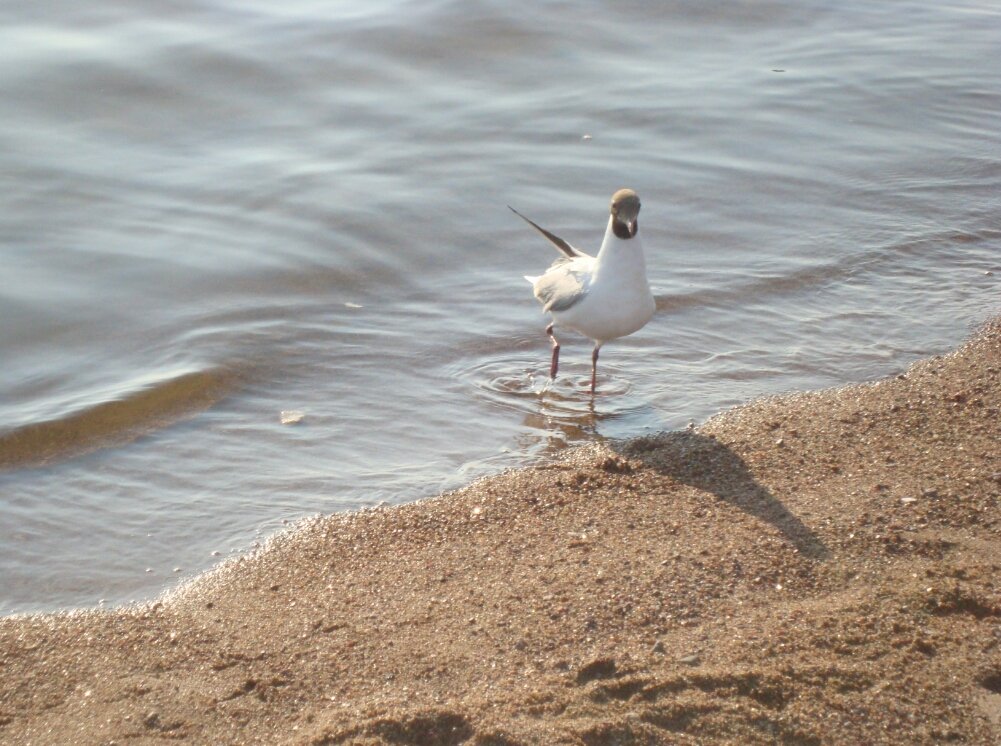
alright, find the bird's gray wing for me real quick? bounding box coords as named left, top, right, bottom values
left=533, top=264, right=589, bottom=312
left=508, top=206, right=590, bottom=259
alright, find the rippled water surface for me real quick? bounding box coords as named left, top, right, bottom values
left=2, top=0, right=999, bottom=614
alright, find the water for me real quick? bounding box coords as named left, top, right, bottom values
left=1, top=0, right=998, bottom=615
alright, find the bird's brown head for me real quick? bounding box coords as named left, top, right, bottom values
left=610, top=188, right=640, bottom=239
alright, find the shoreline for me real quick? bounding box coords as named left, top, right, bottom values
left=1, top=319, right=999, bottom=744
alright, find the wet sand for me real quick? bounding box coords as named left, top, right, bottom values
left=2, top=320, right=999, bottom=745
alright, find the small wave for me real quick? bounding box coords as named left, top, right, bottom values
left=0, top=367, right=239, bottom=471
left=656, top=260, right=853, bottom=313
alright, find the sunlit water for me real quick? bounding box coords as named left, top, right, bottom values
left=1, top=0, right=998, bottom=615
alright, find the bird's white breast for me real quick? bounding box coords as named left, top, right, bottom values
left=552, top=232, right=654, bottom=343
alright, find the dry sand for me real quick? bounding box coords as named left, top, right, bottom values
left=2, top=320, right=1000, bottom=745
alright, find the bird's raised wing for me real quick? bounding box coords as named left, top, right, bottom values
left=508, top=206, right=591, bottom=259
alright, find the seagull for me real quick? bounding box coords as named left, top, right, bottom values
left=511, top=188, right=655, bottom=394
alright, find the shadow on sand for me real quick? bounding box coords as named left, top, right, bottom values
left=615, top=430, right=830, bottom=560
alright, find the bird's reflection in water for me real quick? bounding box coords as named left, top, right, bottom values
left=512, top=372, right=665, bottom=459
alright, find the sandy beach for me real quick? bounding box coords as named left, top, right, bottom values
left=1, top=319, right=999, bottom=745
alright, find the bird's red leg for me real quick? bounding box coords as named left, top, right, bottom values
left=546, top=323, right=560, bottom=379
left=590, top=344, right=601, bottom=394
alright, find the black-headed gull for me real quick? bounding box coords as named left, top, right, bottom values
left=511, top=188, right=655, bottom=394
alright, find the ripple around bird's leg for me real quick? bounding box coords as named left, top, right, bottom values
left=460, top=358, right=547, bottom=397
left=448, top=353, right=649, bottom=441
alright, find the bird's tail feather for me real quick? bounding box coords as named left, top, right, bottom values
left=508, top=206, right=580, bottom=259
